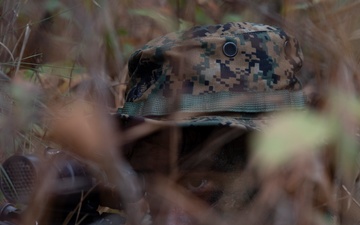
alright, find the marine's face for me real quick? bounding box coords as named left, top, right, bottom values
left=125, top=126, right=257, bottom=225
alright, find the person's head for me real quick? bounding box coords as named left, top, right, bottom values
left=117, top=22, right=304, bottom=225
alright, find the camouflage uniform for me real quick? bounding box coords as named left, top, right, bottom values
left=116, top=22, right=305, bottom=225
left=117, top=22, right=304, bottom=129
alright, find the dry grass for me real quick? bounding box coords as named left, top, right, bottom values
left=1, top=0, right=360, bottom=224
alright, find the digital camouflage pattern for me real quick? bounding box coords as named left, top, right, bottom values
left=116, top=22, right=323, bottom=225
left=118, top=22, right=304, bottom=127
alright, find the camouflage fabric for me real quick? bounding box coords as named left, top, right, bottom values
left=117, top=22, right=305, bottom=128
left=118, top=114, right=268, bottom=131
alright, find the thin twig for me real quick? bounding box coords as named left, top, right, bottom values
left=0, top=41, right=15, bottom=62
left=342, top=185, right=360, bottom=209
left=14, top=24, right=31, bottom=77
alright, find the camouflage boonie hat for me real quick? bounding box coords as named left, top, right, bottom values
left=117, top=22, right=304, bottom=130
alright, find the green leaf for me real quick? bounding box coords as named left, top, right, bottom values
left=252, top=111, right=334, bottom=171
left=22, top=70, right=35, bottom=80
left=221, top=13, right=242, bottom=24
left=39, top=63, right=85, bottom=78
left=195, top=7, right=214, bottom=25
left=117, top=28, right=128, bottom=36
left=178, top=19, right=193, bottom=31
left=45, top=0, right=63, bottom=11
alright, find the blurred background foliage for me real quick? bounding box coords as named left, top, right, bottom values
left=1, top=0, right=360, bottom=224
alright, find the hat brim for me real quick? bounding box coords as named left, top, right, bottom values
left=115, top=113, right=268, bottom=131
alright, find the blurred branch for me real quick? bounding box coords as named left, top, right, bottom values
left=14, top=24, right=30, bottom=78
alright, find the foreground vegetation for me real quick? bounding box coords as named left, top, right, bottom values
left=1, top=0, right=360, bottom=224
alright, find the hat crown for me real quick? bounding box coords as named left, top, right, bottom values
left=122, top=22, right=304, bottom=117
